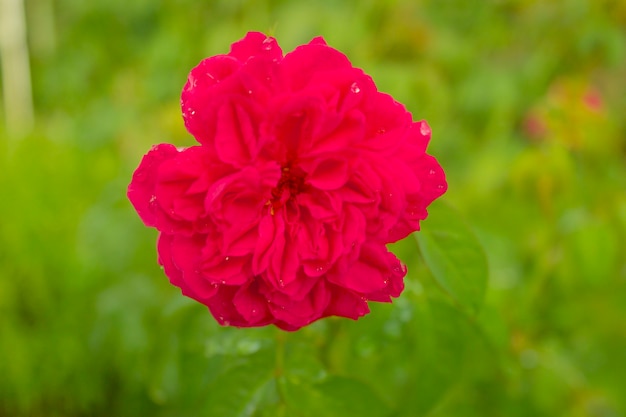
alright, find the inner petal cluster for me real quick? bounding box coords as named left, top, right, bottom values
left=270, top=165, right=308, bottom=212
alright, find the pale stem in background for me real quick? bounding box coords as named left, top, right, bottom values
left=0, top=0, right=34, bottom=137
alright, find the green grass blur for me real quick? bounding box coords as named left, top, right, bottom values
left=1, top=0, right=625, bottom=416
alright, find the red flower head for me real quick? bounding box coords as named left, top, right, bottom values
left=128, top=32, right=447, bottom=330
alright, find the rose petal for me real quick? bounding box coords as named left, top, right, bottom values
left=230, top=32, right=283, bottom=62
left=268, top=281, right=330, bottom=328
left=127, top=144, right=179, bottom=227
left=206, top=286, right=248, bottom=327
left=282, top=42, right=352, bottom=91
left=307, top=157, right=349, bottom=190
left=170, top=234, right=219, bottom=300
left=233, top=281, right=273, bottom=325
left=323, top=285, right=370, bottom=320
left=214, top=100, right=257, bottom=166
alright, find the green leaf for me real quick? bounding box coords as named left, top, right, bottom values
left=202, top=348, right=276, bottom=417
left=282, top=375, right=392, bottom=417
left=415, top=200, right=488, bottom=314
left=403, top=298, right=471, bottom=416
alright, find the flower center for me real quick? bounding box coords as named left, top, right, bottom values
left=269, top=164, right=307, bottom=212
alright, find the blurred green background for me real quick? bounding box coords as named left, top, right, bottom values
left=1, top=0, right=625, bottom=416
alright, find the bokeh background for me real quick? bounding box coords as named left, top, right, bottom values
left=1, top=0, right=625, bottom=416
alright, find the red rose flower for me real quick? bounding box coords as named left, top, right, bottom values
left=128, top=32, right=447, bottom=330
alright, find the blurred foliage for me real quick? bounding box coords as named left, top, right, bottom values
left=1, top=0, right=625, bottom=416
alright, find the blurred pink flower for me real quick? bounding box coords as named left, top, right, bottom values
left=128, top=32, right=447, bottom=330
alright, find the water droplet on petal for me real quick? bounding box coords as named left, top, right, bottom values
left=247, top=90, right=252, bottom=95
left=223, top=320, right=231, bottom=326
left=225, top=256, right=230, bottom=261
left=186, top=74, right=197, bottom=90
left=278, top=279, right=285, bottom=287
left=149, top=195, right=156, bottom=203
left=350, top=82, right=361, bottom=93
left=437, top=184, right=445, bottom=190
left=429, top=169, right=436, bottom=176
left=420, top=122, right=431, bottom=136
left=262, top=37, right=273, bottom=50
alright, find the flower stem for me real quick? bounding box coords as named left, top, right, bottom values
left=274, top=328, right=288, bottom=411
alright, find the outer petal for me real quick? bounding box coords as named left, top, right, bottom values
left=127, top=144, right=179, bottom=227
left=267, top=280, right=331, bottom=329
left=281, top=42, right=353, bottom=91
left=203, top=255, right=251, bottom=286
left=360, top=92, right=412, bottom=142
left=229, top=31, right=283, bottom=62
left=363, top=255, right=406, bottom=302
left=170, top=234, right=219, bottom=301
left=328, top=243, right=400, bottom=294
left=233, top=280, right=274, bottom=326
left=414, top=154, right=448, bottom=203
left=181, top=56, right=243, bottom=144
left=323, top=285, right=370, bottom=320
left=152, top=146, right=223, bottom=234
left=157, top=233, right=218, bottom=303
left=206, top=285, right=249, bottom=327
left=157, top=233, right=184, bottom=288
